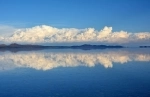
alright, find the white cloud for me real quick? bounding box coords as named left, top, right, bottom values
left=0, top=25, right=149, bottom=45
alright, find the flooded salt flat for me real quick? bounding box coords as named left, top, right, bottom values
left=0, top=49, right=150, bottom=97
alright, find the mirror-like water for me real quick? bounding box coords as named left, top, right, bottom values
left=0, top=49, right=150, bottom=97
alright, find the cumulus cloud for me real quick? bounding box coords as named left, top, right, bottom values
left=0, top=49, right=150, bottom=71
left=0, top=25, right=150, bottom=45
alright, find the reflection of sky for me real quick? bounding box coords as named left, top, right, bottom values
left=0, top=49, right=150, bottom=71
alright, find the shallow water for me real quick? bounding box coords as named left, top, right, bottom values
left=0, top=49, right=150, bottom=97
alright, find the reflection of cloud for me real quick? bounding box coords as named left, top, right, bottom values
left=135, top=54, right=150, bottom=61
left=0, top=25, right=150, bottom=44
left=0, top=50, right=150, bottom=71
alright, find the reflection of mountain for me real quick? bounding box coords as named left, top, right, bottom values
left=0, top=49, right=150, bottom=71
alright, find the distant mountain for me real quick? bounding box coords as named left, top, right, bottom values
left=0, top=43, right=125, bottom=52
left=0, top=43, right=123, bottom=48
left=0, top=43, right=44, bottom=48
left=8, top=43, right=43, bottom=47
left=70, top=44, right=123, bottom=50
left=139, top=46, right=150, bottom=48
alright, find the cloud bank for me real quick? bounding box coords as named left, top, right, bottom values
left=0, top=25, right=150, bottom=45
left=0, top=49, right=150, bottom=71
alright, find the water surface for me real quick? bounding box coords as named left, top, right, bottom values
left=0, top=49, right=150, bottom=97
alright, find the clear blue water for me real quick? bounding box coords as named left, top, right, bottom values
left=0, top=49, right=150, bottom=97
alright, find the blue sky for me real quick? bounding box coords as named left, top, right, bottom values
left=0, top=0, right=150, bottom=45
left=0, top=0, right=150, bottom=32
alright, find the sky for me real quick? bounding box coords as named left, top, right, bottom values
left=0, top=0, right=150, bottom=45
